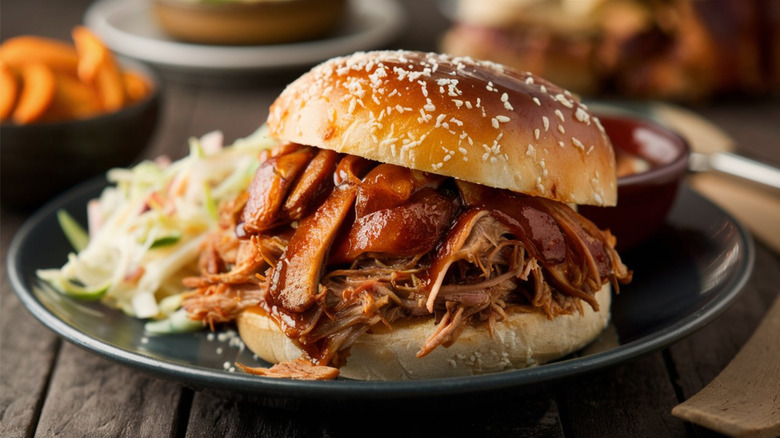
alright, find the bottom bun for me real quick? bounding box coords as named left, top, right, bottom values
left=237, top=284, right=611, bottom=380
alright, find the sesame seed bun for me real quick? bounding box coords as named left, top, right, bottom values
left=267, top=50, right=617, bottom=206
left=237, top=284, right=611, bottom=380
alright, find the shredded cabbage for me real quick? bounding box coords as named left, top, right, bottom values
left=37, top=126, right=277, bottom=320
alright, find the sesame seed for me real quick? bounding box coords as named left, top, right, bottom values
left=458, top=147, right=468, bottom=154
left=534, top=128, right=540, bottom=140
left=540, top=85, right=547, bottom=93
left=558, top=141, right=565, bottom=148
left=586, top=145, right=594, bottom=155
left=501, top=93, right=509, bottom=102
left=575, top=107, right=591, bottom=124
left=533, top=97, right=541, bottom=106
left=491, top=118, right=499, bottom=129
left=555, top=109, right=565, bottom=122
left=490, top=156, right=498, bottom=163
left=555, top=94, right=574, bottom=108
left=450, top=117, right=463, bottom=126
left=465, top=101, right=473, bottom=109
left=572, top=137, right=585, bottom=150
left=558, top=124, right=565, bottom=134
left=452, top=99, right=463, bottom=108
left=543, top=116, right=550, bottom=131
left=504, top=101, right=514, bottom=110
left=525, top=77, right=534, bottom=85
left=496, top=115, right=510, bottom=123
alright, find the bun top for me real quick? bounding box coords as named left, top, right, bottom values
left=268, top=50, right=617, bottom=206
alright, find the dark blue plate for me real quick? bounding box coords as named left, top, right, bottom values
left=8, top=177, right=753, bottom=402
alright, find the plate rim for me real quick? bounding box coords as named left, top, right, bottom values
left=8, top=177, right=755, bottom=400
left=83, top=0, right=406, bottom=73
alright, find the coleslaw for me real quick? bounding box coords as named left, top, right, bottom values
left=37, top=126, right=277, bottom=328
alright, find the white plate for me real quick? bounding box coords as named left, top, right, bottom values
left=84, top=0, right=405, bottom=74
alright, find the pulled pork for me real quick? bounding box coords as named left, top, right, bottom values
left=182, top=144, right=631, bottom=373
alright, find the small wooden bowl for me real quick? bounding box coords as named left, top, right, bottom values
left=153, top=0, right=347, bottom=45
left=580, top=114, right=690, bottom=250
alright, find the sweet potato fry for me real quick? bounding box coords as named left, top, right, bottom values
left=123, top=71, right=150, bottom=104
left=71, top=26, right=126, bottom=111
left=95, top=62, right=126, bottom=112
left=71, top=26, right=108, bottom=84
left=12, top=63, right=56, bottom=124
left=0, top=64, right=19, bottom=121
left=0, top=36, right=79, bottom=75
left=41, top=72, right=102, bottom=122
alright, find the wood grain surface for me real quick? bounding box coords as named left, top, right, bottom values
left=1, top=1, right=779, bottom=437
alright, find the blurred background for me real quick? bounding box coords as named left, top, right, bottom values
left=441, top=0, right=780, bottom=103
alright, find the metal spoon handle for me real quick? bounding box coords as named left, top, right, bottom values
left=690, top=152, right=780, bottom=190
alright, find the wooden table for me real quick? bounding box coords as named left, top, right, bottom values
left=2, top=1, right=779, bottom=436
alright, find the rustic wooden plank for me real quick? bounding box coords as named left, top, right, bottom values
left=317, top=397, right=564, bottom=438
left=0, top=213, right=62, bottom=438
left=556, top=353, right=688, bottom=437
left=143, top=81, right=200, bottom=161
left=0, top=0, right=90, bottom=41
left=34, top=343, right=182, bottom=437
left=186, top=85, right=281, bottom=144
left=697, top=101, right=780, bottom=166
left=186, top=390, right=564, bottom=438
left=392, top=0, right=450, bottom=53
left=185, top=391, right=323, bottom=438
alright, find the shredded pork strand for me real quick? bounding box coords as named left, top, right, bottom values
left=181, top=147, right=631, bottom=378
left=236, top=358, right=339, bottom=380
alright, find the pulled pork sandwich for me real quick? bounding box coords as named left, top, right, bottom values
left=182, top=50, right=631, bottom=380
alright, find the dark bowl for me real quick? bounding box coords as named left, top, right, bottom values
left=580, top=114, right=690, bottom=250
left=0, top=59, right=161, bottom=211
